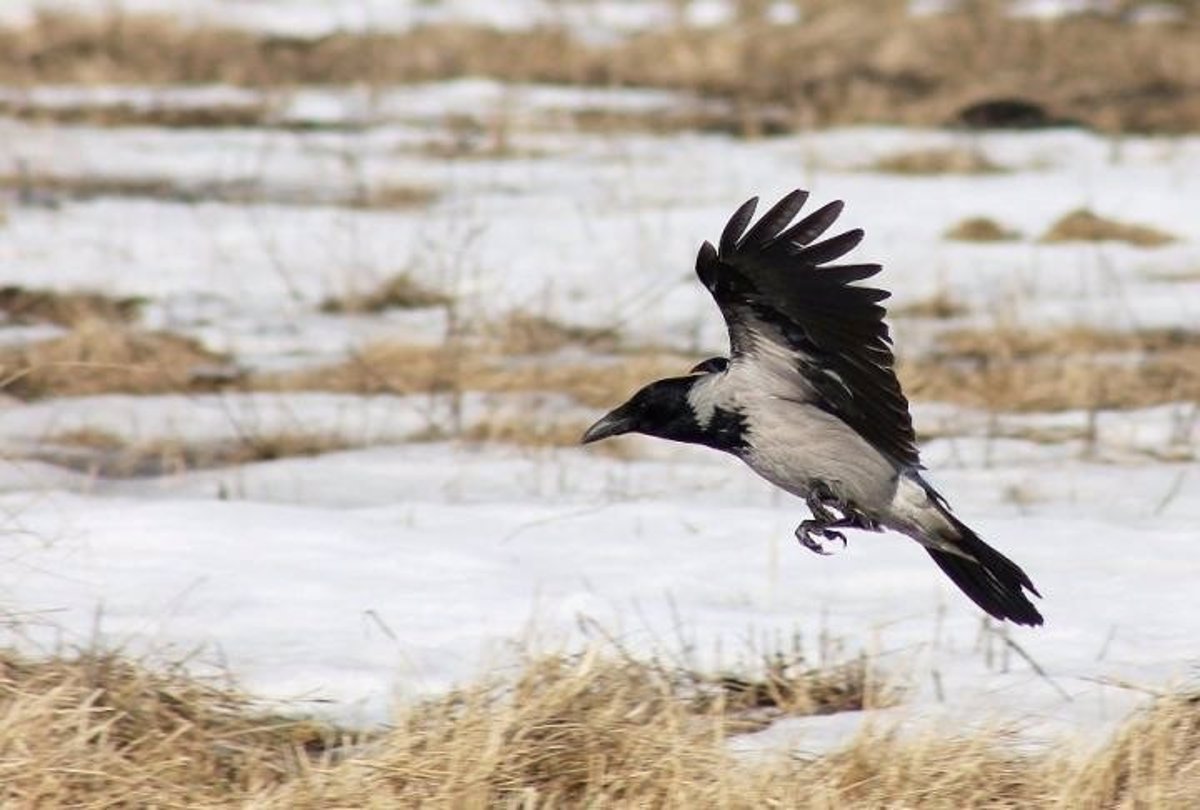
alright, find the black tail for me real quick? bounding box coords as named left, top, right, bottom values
left=926, top=513, right=1043, bottom=626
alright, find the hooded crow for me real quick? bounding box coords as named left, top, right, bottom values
left=582, top=190, right=1043, bottom=626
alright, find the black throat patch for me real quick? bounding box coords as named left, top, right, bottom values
left=696, top=406, right=748, bottom=455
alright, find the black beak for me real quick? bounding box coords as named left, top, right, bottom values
left=581, top=409, right=633, bottom=444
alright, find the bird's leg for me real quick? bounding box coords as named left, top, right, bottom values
left=795, top=485, right=879, bottom=555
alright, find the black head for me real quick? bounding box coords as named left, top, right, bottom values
left=580, top=375, right=746, bottom=453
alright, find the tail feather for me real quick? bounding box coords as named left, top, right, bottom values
left=927, top=513, right=1043, bottom=626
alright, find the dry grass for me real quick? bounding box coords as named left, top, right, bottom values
left=0, top=98, right=274, bottom=129
left=0, top=285, right=143, bottom=326
left=0, top=170, right=437, bottom=210
left=1, top=9, right=1199, bottom=134
left=945, top=216, right=1021, bottom=242
left=40, top=428, right=358, bottom=477
left=1070, top=692, right=1200, bottom=807
left=0, top=321, right=239, bottom=400
left=320, top=273, right=452, bottom=314
left=892, top=291, right=969, bottom=319
left=489, top=311, right=621, bottom=354
left=869, top=147, right=1004, bottom=175
left=901, top=325, right=1200, bottom=412
left=2, top=645, right=1198, bottom=807
left=1041, top=208, right=1178, bottom=246
left=258, top=341, right=690, bottom=409
left=0, top=649, right=345, bottom=807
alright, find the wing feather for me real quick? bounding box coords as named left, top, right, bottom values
left=695, top=190, right=920, bottom=468
left=779, top=200, right=844, bottom=244
left=719, top=197, right=758, bottom=256
left=740, top=189, right=809, bottom=250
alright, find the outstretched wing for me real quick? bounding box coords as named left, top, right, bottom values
left=695, top=189, right=920, bottom=468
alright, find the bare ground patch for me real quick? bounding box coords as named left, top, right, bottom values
left=1041, top=209, right=1178, bottom=246
left=2, top=10, right=1200, bottom=134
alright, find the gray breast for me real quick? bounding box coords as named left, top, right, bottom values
left=739, top=398, right=900, bottom=513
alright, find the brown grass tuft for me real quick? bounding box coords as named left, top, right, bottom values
left=40, top=428, right=358, bottom=477
left=489, top=311, right=620, bottom=354
left=2, top=646, right=1198, bottom=806
left=0, top=286, right=144, bottom=327
left=320, top=273, right=452, bottom=314
left=0, top=321, right=239, bottom=399
left=0, top=649, right=344, bottom=806
left=1040, top=208, right=1178, bottom=246
left=1070, top=692, right=1200, bottom=807
left=258, top=341, right=689, bottom=409
left=0, top=170, right=437, bottom=210
left=944, top=216, right=1021, bottom=242
left=901, top=325, right=1200, bottom=411
left=892, top=291, right=969, bottom=319
left=711, top=652, right=898, bottom=734
left=0, top=98, right=274, bottom=129
left=869, top=147, right=1005, bottom=175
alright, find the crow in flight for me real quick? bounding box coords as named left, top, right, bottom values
left=582, top=190, right=1043, bottom=625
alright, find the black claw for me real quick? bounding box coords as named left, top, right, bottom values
left=795, top=521, right=838, bottom=555
left=822, top=528, right=847, bottom=547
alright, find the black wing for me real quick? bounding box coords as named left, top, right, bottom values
left=694, top=189, right=920, bottom=468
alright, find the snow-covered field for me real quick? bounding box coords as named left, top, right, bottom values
left=1, top=72, right=1198, bottom=755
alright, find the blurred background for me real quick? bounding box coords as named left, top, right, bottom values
left=0, top=1, right=1198, bottom=805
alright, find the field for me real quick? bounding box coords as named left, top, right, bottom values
left=0, top=0, right=1199, bottom=805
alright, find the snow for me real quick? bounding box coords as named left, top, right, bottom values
left=0, top=79, right=1198, bottom=751
left=2, top=437, right=1196, bottom=737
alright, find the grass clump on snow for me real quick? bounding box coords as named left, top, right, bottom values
left=1040, top=209, right=1177, bottom=246
left=0, top=648, right=344, bottom=807
left=40, top=428, right=361, bottom=477
left=1, top=646, right=1198, bottom=807
left=0, top=286, right=144, bottom=327
left=0, top=321, right=239, bottom=400
left=258, top=340, right=690, bottom=409
left=944, top=216, right=1021, bottom=242
left=869, top=147, right=1005, bottom=175
left=891, top=291, right=969, bottom=319
left=320, top=273, right=453, bottom=314
left=901, top=325, right=1200, bottom=412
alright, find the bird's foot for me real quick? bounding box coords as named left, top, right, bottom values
left=795, top=521, right=847, bottom=555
